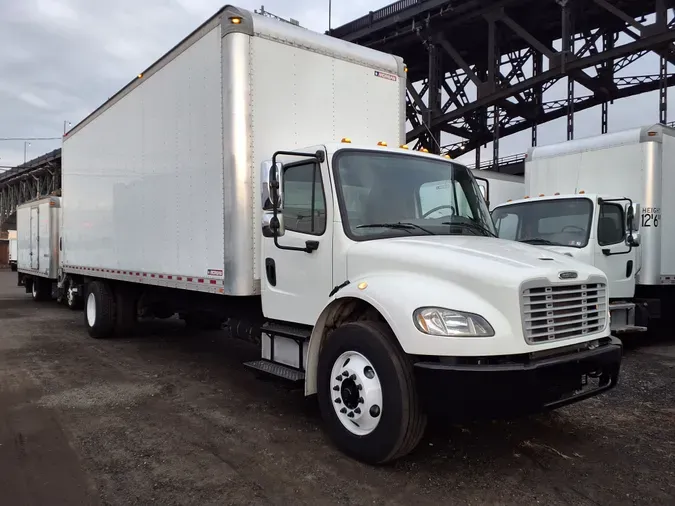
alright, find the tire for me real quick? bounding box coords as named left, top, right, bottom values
left=10, top=263, right=17, bottom=272
left=31, top=277, right=50, bottom=302
left=317, top=321, right=427, bottom=464
left=84, top=281, right=116, bottom=339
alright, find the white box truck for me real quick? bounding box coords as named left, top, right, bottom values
left=491, top=124, right=675, bottom=333
left=471, top=170, right=524, bottom=210
left=8, top=229, right=17, bottom=271
left=15, top=196, right=61, bottom=300
left=57, top=5, right=622, bottom=464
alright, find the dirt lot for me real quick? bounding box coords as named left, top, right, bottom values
left=0, top=271, right=674, bottom=505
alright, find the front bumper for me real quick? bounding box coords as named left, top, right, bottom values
left=413, top=336, right=622, bottom=418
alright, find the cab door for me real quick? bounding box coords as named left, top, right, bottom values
left=260, top=150, right=334, bottom=326
left=593, top=201, right=636, bottom=298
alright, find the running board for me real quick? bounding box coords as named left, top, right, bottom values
left=243, top=360, right=305, bottom=382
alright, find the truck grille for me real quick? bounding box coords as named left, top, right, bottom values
left=522, top=283, right=607, bottom=344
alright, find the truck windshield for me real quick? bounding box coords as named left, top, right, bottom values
left=333, top=150, right=495, bottom=240
left=491, top=198, right=593, bottom=248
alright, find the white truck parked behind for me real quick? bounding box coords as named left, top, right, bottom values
left=15, top=196, right=61, bottom=300
left=8, top=229, right=17, bottom=271
left=56, top=5, right=622, bottom=464
left=491, top=124, right=675, bottom=333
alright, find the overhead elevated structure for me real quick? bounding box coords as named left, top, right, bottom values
left=0, top=149, right=62, bottom=228
left=330, top=0, right=675, bottom=165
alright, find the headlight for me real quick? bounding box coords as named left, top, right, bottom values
left=413, top=307, right=495, bottom=337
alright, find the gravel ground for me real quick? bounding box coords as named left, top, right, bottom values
left=0, top=270, right=674, bottom=505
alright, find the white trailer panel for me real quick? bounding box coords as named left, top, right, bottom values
left=525, top=124, right=675, bottom=285
left=61, top=5, right=405, bottom=296
left=16, top=197, right=61, bottom=279
left=471, top=170, right=524, bottom=209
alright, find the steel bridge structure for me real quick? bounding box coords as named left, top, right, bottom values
left=0, top=149, right=61, bottom=229
left=330, top=0, right=675, bottom=166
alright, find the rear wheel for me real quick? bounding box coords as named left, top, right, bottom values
left=31, top=277, right=50, bottom=302
left=84, top=281, right=116, bottom=339
left=317, top=321, right=426, bottom=464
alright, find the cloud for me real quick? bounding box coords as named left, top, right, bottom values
left=0, top=0, right=669, bottom=167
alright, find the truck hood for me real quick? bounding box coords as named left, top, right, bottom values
left=346, top=235, right=602, bottom=289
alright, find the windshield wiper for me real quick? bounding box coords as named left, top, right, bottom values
left=356, top=222, right=435, bottom=235
left=518, top=238, right=564, bottom=246
left=441, top=221, right=497, bottom=238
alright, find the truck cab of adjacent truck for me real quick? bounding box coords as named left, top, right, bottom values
left=491, top=192, right=645, bottom=333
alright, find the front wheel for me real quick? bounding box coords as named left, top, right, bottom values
left=317, top=321, right=427, bottom=464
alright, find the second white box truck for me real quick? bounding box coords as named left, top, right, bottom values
left=55, top=5, right=621, bottom=463
left=492, top=124, right=674, bottom=334
left=15, top=196, right=61, bottom=300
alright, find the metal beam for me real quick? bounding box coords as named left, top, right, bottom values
left=407, top=28, right=675, bottom=141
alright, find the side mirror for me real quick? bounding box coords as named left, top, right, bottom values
left=630, top=203, right=640, bottom=232
left=269, top=163, right=284, bottom=210
left=627, top=229, right=640, bottom=247
left=261, top=161, right=283, bottom=211
left=262, top=212, right=285, bottom=238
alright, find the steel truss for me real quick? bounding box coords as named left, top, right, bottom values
left=333, top=0, right=675, bottom=165
left=0, top=149, right=62, bottom=227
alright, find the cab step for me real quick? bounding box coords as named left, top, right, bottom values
left=243, top=360, right=305, bottom=382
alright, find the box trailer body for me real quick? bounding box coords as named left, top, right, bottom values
left=8, top=230, right=17, bottom=271
left=55, top=5, right=622, bottom=464
left=15, top=196, right=61, bottom=300
left=470, top=170, right=524, bottom=210
left=492, top=124, right=675, bottom=331
left=61, top=8, right=405, bottom=296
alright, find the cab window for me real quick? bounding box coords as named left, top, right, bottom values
left=597, top=203, right=625, bottom=246
left=282, top=162, right=326, bottom=235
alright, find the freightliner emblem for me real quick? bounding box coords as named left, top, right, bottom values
left=559, top=271, right=578, bottom=280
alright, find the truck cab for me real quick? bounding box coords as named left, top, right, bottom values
left=257, top=142, right=622, bottom=462
left=491, top=192, right=644, bottom=332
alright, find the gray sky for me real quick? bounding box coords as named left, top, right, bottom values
left=0, top=0, right=670, bottom=168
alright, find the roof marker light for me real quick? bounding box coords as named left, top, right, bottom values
left=400, top=144, right=409, bottom=149
left=579, top=190, right=585, bottom=194
left=443, top=154, right=451, bottom=159
left=420, top=148, right=429, bottom=153
left=377, top=141, right=388, bottom=146
left=539, top=193, right=545, bottom=197
left=230, top=16, right=243, bottom=24
left=137, top=73, right=143, bottom=79
left=341, top=137, right=352, bottom=143
left=554, top=192, right=560, bottom=195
